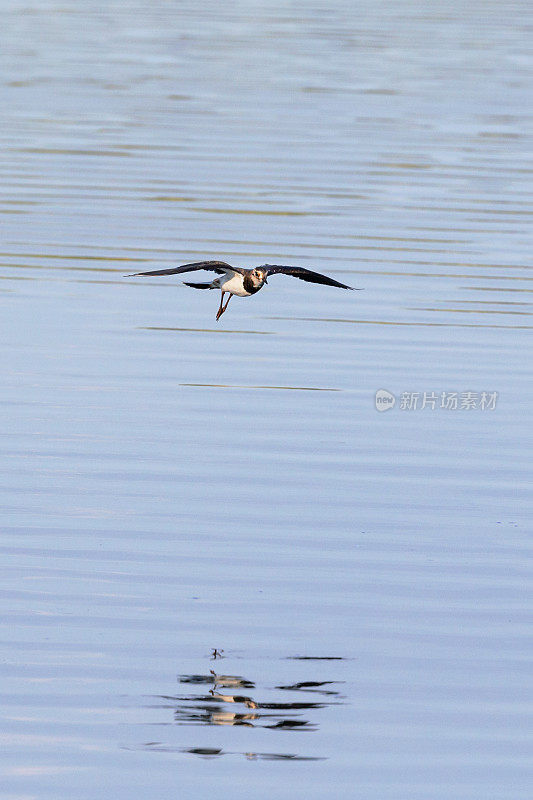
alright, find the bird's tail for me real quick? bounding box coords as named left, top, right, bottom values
left=183, top=281, right=213, bottom=289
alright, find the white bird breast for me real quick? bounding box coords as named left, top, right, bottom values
left=216, top=271, right=251, bottom=297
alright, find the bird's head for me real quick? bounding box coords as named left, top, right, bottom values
left=250, top=267, right=268, bottom=286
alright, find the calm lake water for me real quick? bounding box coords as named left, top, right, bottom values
left=1, top=1, right=532, bottom=798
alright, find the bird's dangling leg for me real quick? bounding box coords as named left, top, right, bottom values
left=222, top=294, right=232, bottom=314
left=216, top=291, right=226, bottom=321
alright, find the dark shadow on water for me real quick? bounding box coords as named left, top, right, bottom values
left=179, top=383, right=341, bottom=392
left=123, top=743, right=325, bottom=761
left=266, top=316, right=533, bottom=330
left=277, top=680, right=344, bottom=696
left=140, top=326, right=274, bottom=335
left=288, top=655, right=348, bottom=661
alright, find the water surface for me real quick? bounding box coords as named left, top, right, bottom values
left=1, top=1, right=532, bottom=798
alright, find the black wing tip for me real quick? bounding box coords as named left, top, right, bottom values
left=124, top=270, right=164, bottom=277
left=124, top=272, right=167, bottom=277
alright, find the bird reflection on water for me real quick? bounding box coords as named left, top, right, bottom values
left=173, top=667, right=340, bottom=731
left=136, top=656, right=346, bottom=760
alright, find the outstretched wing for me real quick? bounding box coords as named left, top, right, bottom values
left=126, top=260, right=243, bottom=278
left=261, top=264, right=355, bottom=290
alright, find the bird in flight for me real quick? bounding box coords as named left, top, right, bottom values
left=127, top=260, right=357, bottom=320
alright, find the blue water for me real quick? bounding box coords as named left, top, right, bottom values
left=1, top=1, right=532, bottom=798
